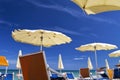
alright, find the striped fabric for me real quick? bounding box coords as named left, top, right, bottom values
left=0, top=56, right=8, bottom=66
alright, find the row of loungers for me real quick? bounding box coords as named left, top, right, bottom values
left=50, top=68, right=120, bottom=80
left=81, top=68, right=120, bottom=80
left=18, top=51, right=120, bottom=80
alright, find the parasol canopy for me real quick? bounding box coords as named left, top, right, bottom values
left=88, top=57, right=93, bottom=70
left=12, top=29, right=72, bottom=51
left=58, top=54, right=64, bottom=73
left=71, top=0, right=120, bottom=15
left=109, top=50, right=120, bottom=57
left=0, top=56, right=9, bottom=66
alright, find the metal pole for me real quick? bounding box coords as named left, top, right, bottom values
left=95, top=50, right=98, bottom=71
left=18, top=69, right=21, bottom=80
left=40, top=45, right=43, bottom=51
left=60, top=69, right=62, bottom=73
left=94, top=46, right=98, bottom=79
left=40, top=34, right=43, bottom=51
left=5, top=67, right=8, bottom=74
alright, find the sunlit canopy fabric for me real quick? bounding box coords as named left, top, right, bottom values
left=16, top=50, right=22, bottom=69
left=72, top=0, right=120, bottom=15
left=88, top=57, right=93, bottom=70
left=105, top=59, right=109, bottom=69
left=12, top=29, right=72, bottom=51
left=0, top=56, right=9, bottom=66
left=76, top=42, right=117, bottom=51
left=58, top=54, right=64, bottom=70
left=109, top=50, right=120, bottom=57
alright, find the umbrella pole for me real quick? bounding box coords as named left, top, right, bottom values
left=40, top=35, right=43, bottom=51
left=5, top=67, right=8, bottom=74
left=18, top=69, right=21, bottom=80
left=59, top=69, right=62, bottom=73
left=40, top=45, right=43, bottom=51
left=94, top=48, right=98, bottom=79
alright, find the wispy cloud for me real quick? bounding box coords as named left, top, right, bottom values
left=0, top=49, right=9, bottom=53
left=0, top=20, right=11, bottom=25
left=53, top=26, right=81, bottom=36
left=25, top=0, right=83, bottom=17
left=87, top=16, right=120, bottom=26
left=52, top=26, right=99, bottom=39
left=25, top=0, right=120, bottom=26
left=0, top=19, right=28, bottom=29
left=74, top=55, right=86, bottom=60
left=74, top=57, right=84, bottom=60
left=8, top=59, right=16, bottom=65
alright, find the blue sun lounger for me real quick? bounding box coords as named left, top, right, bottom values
left=0, top=73, right=14, bottom=80
left=50, top=73, right=58, bottom=79
left=66, top=72, right=75, bottom=80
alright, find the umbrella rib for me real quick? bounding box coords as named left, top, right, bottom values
left=83, top=0, right=89, bottom=9
left=44, top=32, right=56, bottom=46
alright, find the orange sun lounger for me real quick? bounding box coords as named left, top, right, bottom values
left=19, top=51, right=50, bottom=80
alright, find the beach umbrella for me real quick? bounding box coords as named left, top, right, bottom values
left=16, top=50, right=22, bottom=80
left=75, top=42, right=117, bottom=78
left=58, top=54, right=64, bottom=73
left=88, top=57, right=93, bottom=70
left=0, top=56, right=9, bottom=66
left=109, top=50, right=120, bottom=68
left=76, top=42, right=117, bottom=69
left=105, top=59, right=110, bottom=69
left=0, top=56, right=9, bottom=76
left=16, top=50, right=22, bottom=69
left=12, top=29, right=72, bottom=51
left=71, top=0, right=120, bottom=15
left=109, top=50, right=120, bottom=57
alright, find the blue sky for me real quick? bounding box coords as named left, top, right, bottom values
left=0, top=0, right=120, bottom=70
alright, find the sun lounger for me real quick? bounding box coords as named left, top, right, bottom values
left=113, top=68, right=120, bottom=79
left=80, top=68, right=94, bottom=80
left=4, top=73, right=14, bottom=80
left=0, top=73, right=14, bottom=80
left=19, top=51, right=50, bottom=80
left=66, top=72, right=75, bottom=80
left=19, top=51, right=66, bottom=80
left=106, top=69, right=114, bottom=80
left=50, top=73, right=58, bottom=79
left=98, top=70, right=108, bottom=79
left=50, top=73, right=66, bottom=80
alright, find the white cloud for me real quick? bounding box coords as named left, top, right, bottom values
left=74, top=57, right=84, bottom=60
left=53, top=26, right=81, bottom=36
left=0, top=20, right=11, bottom=25
left=52, top=26, right=98, bottom=39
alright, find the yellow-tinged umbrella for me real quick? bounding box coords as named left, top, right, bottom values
left=71, top=0, right=120, bottom=15
left=109, top=50, right=120, bottom=68
left=16, top=50, right=22, bottom=69
left=58, top=54, right=64, bottom=73
left=76, top=42, right=117, bottom=68
left=12, top=29, right=72, bottom=51
left=16, top=50, right=22, bottom=79
left=88, top=57, right=93, bottom=70
left=109, top=50, right=120, bottom=57
left=105, top=59, right=109, bottom=69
